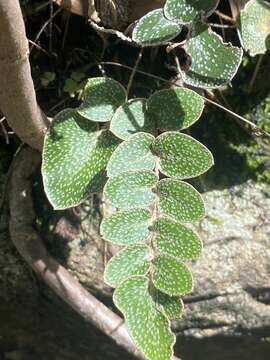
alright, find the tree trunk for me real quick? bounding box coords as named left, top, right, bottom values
left=0, top=0, right=49, bottom=151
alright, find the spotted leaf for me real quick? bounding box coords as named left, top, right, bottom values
left=151, top=289, right=184, bottom=320
left=110, top=99, right=156, bottom=140
left=153, top=132, right=213, bottom=179
left=132, top=8, right=182, bottom=46
left=239, top=0, right=270, bottom=56
left=147, top=88, right=204, bottom=131
left=107, top=133, right=156, bottom=177
left=153, top=217, right=202, bottom=260
left=104, top=245, right=151, bottom=287
left=152, top=255, right=193, bottom=296
left=164, top=0, right=219, bottom=24
left=114, top=276, right=175, bottom=360
left=184, top=25, right=243, bottom=89
left=77, top=77, right=126, bottom=122
left=100, top=208, right=151, bottom=245
left=42, top=109, right=119, bottom=209
left=158, top=179, right=205, bottom=222
left=104, top=170, right=158, bottom=208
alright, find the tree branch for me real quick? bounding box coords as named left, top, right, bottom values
left=0, top=0, right=49, bottom=151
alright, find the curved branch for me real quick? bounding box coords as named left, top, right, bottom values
left=0, top=0, right=49, bottom=151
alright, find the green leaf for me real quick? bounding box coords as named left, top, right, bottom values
left=158, top=179, right=205, bottom=222
left=152, top=255, right=193, bottom=296
left=239, top=0, right=270, bottom=56
left=132, top=8, right=182, bottom=46
left=100, top=208, right=151, bottom=245
left=153, top=132, right=214, bottom=179
left=107, top=132, right=156, bottom=177
left=184, top=25, right=243, bottom=89
left=77, top=77, right=126, bottom=122
left=110, top=99, right=156, bottom=140
left=114, top=276, right=175, bottom=360
left=42, top=109, right=119, bottom=209
left=104, top=170, right=158, bottom=208
left=153, top=217, right=202, bottom=260
left=104, top=245, right=151, bottom=287
left=147, top=88, right=204, bottom=131
left=164, top=0, right=219, bottom=24
left=151, top=288, right=184, bottom=320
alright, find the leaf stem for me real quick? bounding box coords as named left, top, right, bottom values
left=126, top=49, right=143, bottom=98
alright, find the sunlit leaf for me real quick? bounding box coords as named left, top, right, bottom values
left=77, top=77, right=126, bottom=122
left=104, top=170, right=158, bottom=208
left=151, top=288, right=184, bottom=320
left=107, top=132, right=156, bottom=177
left=158, top=179, right=205, bottom=222
left=100, top=208, right=151, bottom=245
left=147, top=88, right=204, bottom=131
left=132, top=8, right=182, bottom=46
left=152, top=255, right=193, bottom=296
left=153, top=132, right=214, bottom=179
left=42, top=109, right=119, bottom=209
left=114, top=276, right=175, bottom=360
left=184, top=25, right=243, bottom=88
left=164, top=0, right=219, bottom=24
left=153, top=217, right=202, bottom=260
left=110, top=99, right=156, bottom=140
left=104, top=245, right=151, bottom=287
left=239, top=0, right=270, bottom=56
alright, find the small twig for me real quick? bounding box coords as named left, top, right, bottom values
left=126, top=49, right=143, bottom=97
left=248, top=54, right=264, bottom=94
left=89, top=19, right=133, bottom=43
left=49, top=0, right=53, bottom=53
left=28, top=39, right=50, bottom=56
left=207, top=23, right=236, bottom=29
left=30, top=7, right=62, bottom=53
left=0, top=119, right=9, bottom=144
left=214, top=10, right=236, bottom=24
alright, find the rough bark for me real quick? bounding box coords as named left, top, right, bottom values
left=0, top=0, right=49, bottom=151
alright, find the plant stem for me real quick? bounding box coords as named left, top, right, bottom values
left=126, top=49, right=143, bottom=98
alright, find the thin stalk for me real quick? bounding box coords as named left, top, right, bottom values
left=126, top=49, right=143, bottom=98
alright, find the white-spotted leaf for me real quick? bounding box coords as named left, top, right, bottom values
left=114, top=276, right=175, bottom=360
left=147, top=88, right=204, bottom=131
left=154, top=217, right=202, bottom=260
left=110, top=99, right=156, bottom=140
left=100, top=208, right=151, bottom=245
left=239, top=0, right=270, bottom=56
left=164, top=0, right=219, bottom=24
left=152, top=255, right=193, bottom=296
left=107, top=133, right=156, bottom=177
left=158, top=179, right=205, bottom=222
left=153, top=132, right=214, bottom=179
left=77, top=77, right=126, bottom=122
left=42, top=109, right=119, bottom=209
left=104, top=170, right=158, bottom=208
left=151, top=289, right=184, bottom=320
left=184, top=25, right=243, bottom=88
left=104, top=245, right=151, bottom=287
left=132, top=8, right=182, bottom=46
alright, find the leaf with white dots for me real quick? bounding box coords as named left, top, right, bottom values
left=147, top=88, right=204, bottom=131
left=100, top=208, right=151, bottom=245
left=158, top=179, right=205, bottom=222
left=164, top=0, right=219, bottom=24
left=114, top=276, right=175, bottom=360
left=151, top=288, right=184, bottom=320
left=152, top=255, right=193, bottom=296
left=239, top=0, right=270, bottom=56
left=42, top=109, right=119, bottom=210
left=110, top=99, right=156, bottom=140
left=184, top=25, right=243, bottom=89
left=104, top=170, right=158, bottom=208
left=132, top=8, right=182, bottom=46
left=153, top=132, right=214, bottom=179
left=104, top=245, right=151, bottom=287
left=153, top=218, right=202, bottom=260
left=107, top=133, right=156, bottom=177
left=77, top=77, right=126, bottom=122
